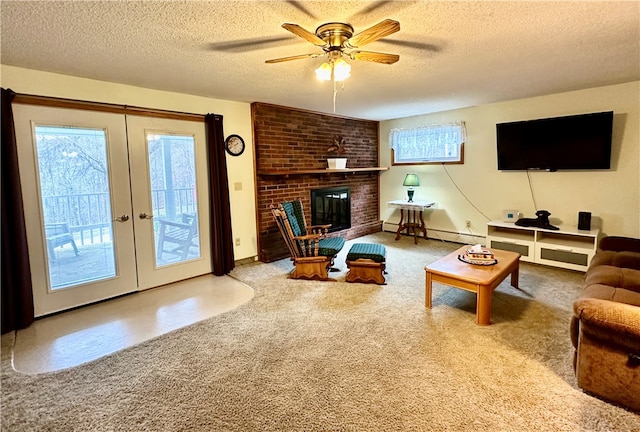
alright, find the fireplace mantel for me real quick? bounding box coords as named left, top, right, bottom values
left=258, top=167, right=388, bottom=178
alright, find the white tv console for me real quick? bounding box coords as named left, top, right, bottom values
left=486, top=220, right=600, bottom=272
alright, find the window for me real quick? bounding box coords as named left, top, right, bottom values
left=389, top=122, right=466, bottom=165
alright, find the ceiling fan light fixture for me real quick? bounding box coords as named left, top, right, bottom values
left=333, top=58, right=351, bottom=81
left=315, top=58, right=351, bottom=82
left=315, top=62, right=333, bottom=81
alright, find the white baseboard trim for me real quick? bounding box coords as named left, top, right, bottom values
left=236, top=256, right=259, bottom=266
left=382, top=222, right=486, bottom=246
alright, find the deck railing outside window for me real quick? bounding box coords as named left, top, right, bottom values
left=43, top=188, right=196, bottom=245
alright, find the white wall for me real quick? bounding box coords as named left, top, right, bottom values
left=5, top=66, right=637, bottom=251
left=380, top=81, right=640, bottom=242
left=1, top=65, right=258, bottom=260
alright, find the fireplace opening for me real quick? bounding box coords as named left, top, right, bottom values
left=311, top=186, right=351, bottom=233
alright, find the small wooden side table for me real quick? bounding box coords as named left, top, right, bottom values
left=387, top=200, right=435, bottom=244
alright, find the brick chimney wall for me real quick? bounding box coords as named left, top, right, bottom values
left=252, top=102, right=383, bottom=262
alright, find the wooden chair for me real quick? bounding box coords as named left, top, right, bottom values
left=270, top=199, right=345, bottom=281
left=45, top=222, right=79, bottom=258
left=156, top=213, right=198, bottom=260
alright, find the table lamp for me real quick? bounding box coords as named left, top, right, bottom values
left=403, top=173, right=420, bottom=202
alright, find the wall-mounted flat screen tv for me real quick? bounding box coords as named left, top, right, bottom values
left=496, top=111, right=613, bottom=171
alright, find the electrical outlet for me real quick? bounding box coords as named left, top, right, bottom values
left=465, top=220, right=471, bottom=228
left=235, top=238, right=241, bottom=246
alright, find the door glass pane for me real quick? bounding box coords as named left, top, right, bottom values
left=147, top=133, right=201, bottom=267
left=34, top=126, right=116, bottom=290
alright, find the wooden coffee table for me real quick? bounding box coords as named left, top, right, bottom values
left=425, top=246, right=521, bottom=325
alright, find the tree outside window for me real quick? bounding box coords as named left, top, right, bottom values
left=389, top=122, right=466, bottom=165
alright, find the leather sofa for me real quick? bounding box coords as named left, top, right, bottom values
left=570, top=236, right=640, bottom=411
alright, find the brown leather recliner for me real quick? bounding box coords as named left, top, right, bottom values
left=571, top=236, right=640, bottom=411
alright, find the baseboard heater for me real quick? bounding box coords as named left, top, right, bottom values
left=383, top=223, right=486, bottom=243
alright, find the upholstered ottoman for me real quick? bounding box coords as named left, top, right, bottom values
left=345, top=243, right=386, bottom=285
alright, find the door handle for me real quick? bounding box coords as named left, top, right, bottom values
left=139, top=212, right=154, bottom=220
left=113, top=214, right=129, bottom=222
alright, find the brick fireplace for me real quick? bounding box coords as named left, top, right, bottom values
left=252, top=102, right=384, bottom=262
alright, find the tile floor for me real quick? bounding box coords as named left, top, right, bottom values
left=10, top=274, right=254, bottom=374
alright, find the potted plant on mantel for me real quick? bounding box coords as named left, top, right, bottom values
left=326, top=135, right=347, bottom=169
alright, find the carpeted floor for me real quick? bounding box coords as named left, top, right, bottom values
left=2, top=232, right=639, bottom=431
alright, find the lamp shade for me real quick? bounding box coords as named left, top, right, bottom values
left=315, top=62, right=332, bottom=81
left=315, top=58, right=351, bottom=82
left=403, top=173, right=420, bottom=187
left=333, top=58, right=351, bottom=81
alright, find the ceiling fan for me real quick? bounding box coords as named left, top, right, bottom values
left=265, top=19, right=401, bottom=68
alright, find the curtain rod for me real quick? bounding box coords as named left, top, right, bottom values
left=12, top=93, right=205, bottom=122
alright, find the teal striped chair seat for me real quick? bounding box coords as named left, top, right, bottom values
left=318, top=237, right=346, bottom=257
left=347, top=243, right=386, bottom=263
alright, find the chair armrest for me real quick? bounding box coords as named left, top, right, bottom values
left=293, top=233, right=322, bottom=241
left=574, top=298, right=640, bottom=343
left=45, top=222, right=70, bottom=236
left=309, top=224, right=331, bottom=230
left=599, top=236, right=640, bottom=253
left=308, top=224, right=331, bottom=236
left=158, top=219, right=192, bottom=230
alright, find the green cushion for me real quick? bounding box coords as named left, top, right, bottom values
left=281, top=201, right=306, bottom=237
left=318, top=237, right=345, bottom=257
left=347, top=243, right=386, bottom=263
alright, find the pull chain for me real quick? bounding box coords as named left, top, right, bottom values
left=333, top=78, right=337, bottom=113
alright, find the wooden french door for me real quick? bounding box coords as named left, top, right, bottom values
left=126, top=115, right=211, bottom=289
left=13, top=105, right=211, bottom=316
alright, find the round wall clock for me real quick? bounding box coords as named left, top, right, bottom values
left=225, top=134, right=245, bottom=156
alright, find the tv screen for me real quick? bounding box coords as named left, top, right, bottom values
left=496, top=111, right=613, bottom=171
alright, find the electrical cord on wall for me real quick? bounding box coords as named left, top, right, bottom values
left=415, top=164, right=499, bottom=243
left=465, top=225, right=481, bottom=244
left=442, top=164, right=491, bottom=221
left=526, top=170, right=539, bottom=211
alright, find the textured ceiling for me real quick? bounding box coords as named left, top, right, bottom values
left=1, top=1, right=639, bottom=120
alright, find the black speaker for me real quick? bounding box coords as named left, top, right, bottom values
left=578, top=211, right=591, bottom=231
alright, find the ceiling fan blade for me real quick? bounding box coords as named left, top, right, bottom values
left=350, top=1, right=395, bottom=18
left=349, top=51, right=399, bottom=65
left=208, top=36, right=294, bottom=53
left=377, top=39, right=440, bottom=52
left=345, top=19, right=400, bottom=48
left=285, top=1, right=317, bottom=19
left=281, top=23, right=326, bottom=47
left=265, top=53, right=321, bottom=64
